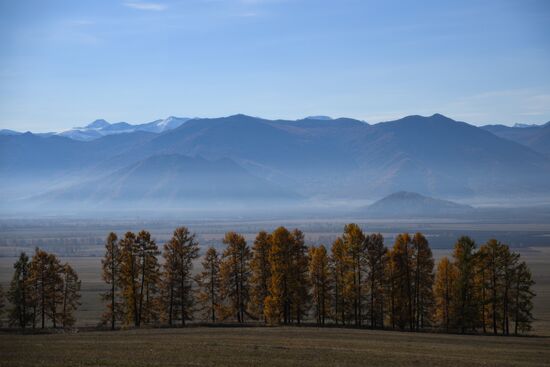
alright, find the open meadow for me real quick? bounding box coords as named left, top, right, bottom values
left=1, top=222, right=549, bottom=366
left=1, top=326, right=549, bottom=367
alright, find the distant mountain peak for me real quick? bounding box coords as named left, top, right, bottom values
left=85, top=119, right=110, bottom=129
left=157, top=116, right=187, bottom=127
left=0, top=129, right=22, bottom=136
left=430, top=113, right=453, bottom=121
left=385, top=191, right=427, bottom=199
left=513, top=122, right=545, bottom=128
left=227, top=113, right=257, bottom=120
left=305, top=115, right=333, bottom=121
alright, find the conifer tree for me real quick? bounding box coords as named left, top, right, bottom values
left=8, top=252, right=32, bottom=328
left=196, top=247, right=221, bottom=322
left=500, top=245, right=519, bottom=335
left=343, top=223, right=366, bottom=326
left=365, top=233, right=388, bottom=328
left=265, top=227, right=293, bottom=324
left=386, top=247, right=398, bottom=329
left=412, top=232, right=435, bottom=330
left=434, top=256, right=457, bottom=331
left=309, top=245, right=331, bottom=326
left=250, top=231, right=271, bottom=321
left=28, top=249, right=47, bottom=329
left=512, top=261, right=535, bottom=335
left=389, top=233, right=414, bottom=330
left=119, top=232, right=140, bottom=327
left=161, top=226, right=199, bottom=326
left=474, top=246, right=489, bottom=334
left=290, top=229, right=310, bottom=324
left=330, top=236, right=352, bottom=325
left=478, top=239, right=504, bottom=334
left=452, top=236, right=479, bottom=333
left=28, top=248, right=63, bottom=328
left=61, top=263, right=81, bottom=329
left=135, top=230, right=161, bottom=326
left=101, top=232, right=120, bottom=330
left=44, top=253, right=64, bottom=329
left=220, top=232, right=251, bottom=323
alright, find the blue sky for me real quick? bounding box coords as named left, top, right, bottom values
left=1, top=0, right=549, bottom=132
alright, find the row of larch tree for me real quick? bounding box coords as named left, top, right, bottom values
left=435, top=237, right=536, bottom=335
left=98, top=224, right=535, bottom=335
left=1, top=224, right=535, bottom=336
left=4, top=249, right=81, bottom=329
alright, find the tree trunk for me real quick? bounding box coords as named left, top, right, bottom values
left=492, top=261, right=498, bottom=335
left=514, top=275, right=520, bottom=336
left=62, top=273, right=67, bottom=329
left=111, top=247, right=116, bottom=330
left=41, top=269, right=45, bottom=329
left=168, top=281, right=173, bottom=326
left=482, top=270, right=486, bottom=334
left=180, top=258, right=186, bottom=327
left=138, top=254, right=146, bottom=327
left=211, top=262, right=216, bottom=323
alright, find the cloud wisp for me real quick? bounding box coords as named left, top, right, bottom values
left=124, top=2, right=167, bottom=11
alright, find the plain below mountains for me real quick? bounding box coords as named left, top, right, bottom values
left=1, top=113, right=550, bottom=213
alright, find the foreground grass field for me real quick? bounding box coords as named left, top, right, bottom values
left=1, top=327, right=549, bottom=367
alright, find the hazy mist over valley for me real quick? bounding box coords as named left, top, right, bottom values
left=2, top=113, right=550, bottom=220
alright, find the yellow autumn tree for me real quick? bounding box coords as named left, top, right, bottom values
left=411, top=232, right=435, bottom=330
left=434, top=256, right=457, bottom=331
left=342, top=223, right=366, bottom=326
left=389, top=233, right=414, bottom=330
left=196, top=247, right=221, bottom=322
left=250, top=231, right=271, bottom=322
left=365, top=233, right=388, bottom=328
left=309, top=245, right=331, bottom=326
left=161, top=227, right=200, bottom=326
left=330, top=236, right=352, bottom=325
left=220, top=232, right=251, bottom=323
left=101, top=232, right=120, bottom=330
left=265, top=227, right=292, bottom=325
left=119, top=232, right=140, bottom=327
left=290, top=229, right=310, bottom=324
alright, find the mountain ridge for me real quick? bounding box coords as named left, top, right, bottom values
left=2, top=113, right=550, bottom=211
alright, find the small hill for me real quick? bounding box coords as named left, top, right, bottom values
left=362, top=191, right=474, bottom=218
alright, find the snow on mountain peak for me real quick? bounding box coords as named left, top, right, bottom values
left=85, top=119, right=110, bottom=129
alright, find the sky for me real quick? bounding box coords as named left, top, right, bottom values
left=1, top=0, right=549, bottom=132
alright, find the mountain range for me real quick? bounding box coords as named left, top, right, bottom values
left=1, top=113, right=549, bottom=213
left=480, top=122, right=550, bottom=158
left=0, top=116, right=191, bottom=141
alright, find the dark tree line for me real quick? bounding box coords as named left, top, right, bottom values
left=435, top=237, right=536, bottom=335
left=5, top=249, right=81, bottom=329
left=97, top=225, right=535, bottom=335
left=2, top=224, right=535, bottom=336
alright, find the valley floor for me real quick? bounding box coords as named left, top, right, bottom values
left=1, top=326, right=549, bottom=367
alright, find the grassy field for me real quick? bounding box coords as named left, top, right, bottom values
left=1, top=246, right=549, bottom=366
left=1, top=326, right=549, bottom=367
